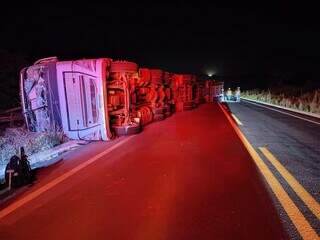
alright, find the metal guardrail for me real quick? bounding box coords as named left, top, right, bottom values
left=0, top=107, right=23, bottom=126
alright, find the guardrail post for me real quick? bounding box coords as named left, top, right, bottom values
left=6, top=170, right=14, bottom=191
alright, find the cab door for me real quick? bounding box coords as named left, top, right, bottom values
left=64, top=72, right=100, bottom=139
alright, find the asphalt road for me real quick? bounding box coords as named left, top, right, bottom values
left=0, top=103, right=287, bottom=240
left=228, top=100, right=320, bottom=240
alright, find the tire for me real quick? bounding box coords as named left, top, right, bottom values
left=175, top=102, right=184, bottom=112
left=164, top=105, right=171, bottom=112
left=153, top=107, right=165, bottom=115
left=183, top=105, right=194, bottom=111
left=153, top=113, right=165, bottom=121
left=139, top=68, right=151, bottom=84
left=182, top=74, right=193, bottom=84
left=163, top=72, right=171, bottom=85
left=150, top=69, right=164, bottom=85
left=110, top=61, right=138, bottom=73
left=113, top=124, right=141, bottom=136
left=183, top=102, right=195, bottom=111
left=137, top=106, right=153, bottom=126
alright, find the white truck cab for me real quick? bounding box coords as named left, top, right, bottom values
left=20, top=57, right=113, bottom=140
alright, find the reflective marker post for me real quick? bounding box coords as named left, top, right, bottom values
left=6, top=170, right=15, bottom=191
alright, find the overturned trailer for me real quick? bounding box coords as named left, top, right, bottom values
left=205, top=80, right=224, bottom=102
left=20, top=57, right=216, bottom=141
left=171, top=74, right=199, bottom=111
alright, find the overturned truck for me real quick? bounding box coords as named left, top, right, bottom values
left=20, top=57, right=223, bottom=141
left=21, top=57, right=119, bottom=140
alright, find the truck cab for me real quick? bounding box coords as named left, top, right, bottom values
left=20, top=57, right=113, bottom=140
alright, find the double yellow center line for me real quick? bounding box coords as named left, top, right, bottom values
left=218, top=103, right=319, bottom=240
left=259, top=147, right=320, bottom=220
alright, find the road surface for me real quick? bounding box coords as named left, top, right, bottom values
left=0, top=103, right=287, bottom=240
left=228, top=99, right=320, bottom=240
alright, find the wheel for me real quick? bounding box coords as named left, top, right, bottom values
left=110, top=61, right=138, bottom=73
left=137, top=106, right=153, bottom=126
left=112, top=123, right=141, bottom=136
left=139, top=68, right=151, bottom=84
left=153, top=113, right=165, bottom=121
left=153, top=107, right=165, bottom=115
left=183, top=102, right=195, bottom=111
left=164, top=105, right=171, bottom=113
left=150, top=69, right=164, bottom=85
left=175, top=102, right=184, bottom=112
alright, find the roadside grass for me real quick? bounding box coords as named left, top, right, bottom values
left=0, top=128, right=66, bottom=180
left=242, top=89, right=320, bottom=114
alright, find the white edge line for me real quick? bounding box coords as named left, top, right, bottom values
left=217, top=102, right=319, bottom=239
left=231, top=113, right=243, bottom=126
left=0, top=136, right=134, bottom=220
left=241, top=97, right=320, bottom=119
left=242, top=99, right=320, bottom=126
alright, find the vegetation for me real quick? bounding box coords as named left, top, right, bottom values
left=242, top=89, right=320, bottom=115
left=0, top=128, right=65, bottom=167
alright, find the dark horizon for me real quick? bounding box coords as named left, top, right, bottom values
left=1, top=2, right=320, bottom=109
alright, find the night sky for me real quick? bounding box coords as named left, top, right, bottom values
left=0, top=2, right=319, bottom=107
